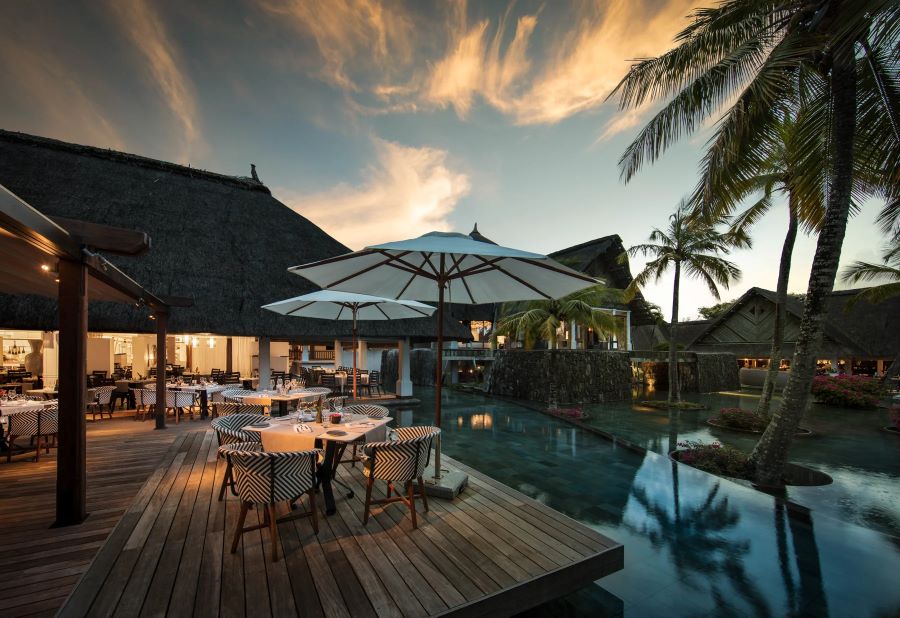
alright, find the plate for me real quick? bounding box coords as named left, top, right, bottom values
left=325, top=430, right=347, bottom=436
left=250, top=422, right=270, bottom=428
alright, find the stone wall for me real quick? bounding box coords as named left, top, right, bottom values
left=695, top=353, right=740, bottom=392
left=380, top=348, right=437, bottom=389
left=485, top=350, right=633, bottom=404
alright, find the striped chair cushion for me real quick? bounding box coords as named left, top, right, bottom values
left=212, top=414, right=265, bottom=448
left=230, top=448, right=321, bottom=504
left=41, top=404, right=59, bottom=435
left=7, top=406, right=59, bottom=438
left=216, top=402, right=266, bottom=417
left=344, top=404, right=388, bottom=419
left=393, top=425, right=438, bottom=441
left=363, top=427, right=439, bottom=482
left=131, top=388, right=143, bottom=406
left=302, top=387, right=331, bottom=397
left=139, top=389, right=157, bottom=406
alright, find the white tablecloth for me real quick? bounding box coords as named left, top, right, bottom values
left=250, top=415, right=391, bottom=453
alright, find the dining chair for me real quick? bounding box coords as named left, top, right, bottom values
left=5, top=405, right=58, bottom=463
left=361, top=426, right=439, bottom=529
left=342, top=404, right=390, bottom=466
left=212, top=414, right=265, bottom=500
left=137, top=388, right=157, bottom=421
left=87, top=386, right=116, bottom=421
left=369, top=370, right=383, bottom=396
left=228, top=445, right=321, bottom=562
left=214, top=402, right=265, bottom=417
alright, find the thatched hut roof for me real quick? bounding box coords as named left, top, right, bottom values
left=689, top=286, right=899, bottom=358
left=0, top=129, right=469, bottom=341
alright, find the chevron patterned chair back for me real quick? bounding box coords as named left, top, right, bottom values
left=215, top=402, right=266, bottom=418
left=228, top=445, right=321, bottom=562
left=303, top=387, right=331, bottom=398
left=361, top=426, right=439, bottom=529
left=212, top=416, right=264, bottom=501
left=345, top=404, right=389, bottom=419
left=6, top=405, right=58, bottom=462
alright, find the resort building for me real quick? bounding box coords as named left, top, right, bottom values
left=682, top=287, right=898, bottom=375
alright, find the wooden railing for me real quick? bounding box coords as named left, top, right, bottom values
left=309, top=350, right=335, bottom=361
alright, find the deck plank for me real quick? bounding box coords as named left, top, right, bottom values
left=5, top=420, right=623, bottom=618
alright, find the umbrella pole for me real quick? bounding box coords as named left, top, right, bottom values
left=352, top=305, right=358, bottom=399
left=434, top=267, right=445, bottom=481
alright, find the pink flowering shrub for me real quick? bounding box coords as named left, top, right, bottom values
left=811, top=375, right=885, bottom=409
left=548, top=407, right=588, bottom=420
left=710, top=407, right=769, bottom=431
left=676, top=440, right=751, bottom=478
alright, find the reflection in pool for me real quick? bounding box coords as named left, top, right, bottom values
left=398, top=387, right=900, bottom=617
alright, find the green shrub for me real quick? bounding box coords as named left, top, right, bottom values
left=709, top=407, right=769, bottom=431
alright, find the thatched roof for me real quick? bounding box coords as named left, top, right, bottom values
left=548, top=235, right=656, bottom=325
left=631, top=320, right=710, bottom=351
left=689, top=286, right=899, bottom=358
left=0, top=129, right=469, bottom=341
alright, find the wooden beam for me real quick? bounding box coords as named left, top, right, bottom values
left=50, top=216, right=151, bottom=256
left=55, top=259, right=88, bottom=526
left=226, top=337, right=233, bottom=374
left=155, top=311, right=168, bottom=430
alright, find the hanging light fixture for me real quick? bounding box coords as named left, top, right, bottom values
left=191, top=336, right=199, bottom=348
left=208, top=337, right=216, bottom=349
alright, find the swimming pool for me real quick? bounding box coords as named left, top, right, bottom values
left=397, top=387, right=900, bottom=617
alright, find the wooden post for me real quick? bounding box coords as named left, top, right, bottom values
left=155, top=310, right=167, bottom=429
left=186, top=341, right=193, bottom=373
left=56, top=259, right=88, bottom=526
left=259, top=336, right=271, bottom=390
left=226, top=337, right=233, bottom=374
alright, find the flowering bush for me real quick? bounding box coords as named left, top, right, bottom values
left=709, top=407, right=769, bottom=432
left=548, top=407, right=589, bottom=420
left=811, top=375, right=885, bottom=409
left=675, top=440, right=752, bottom=479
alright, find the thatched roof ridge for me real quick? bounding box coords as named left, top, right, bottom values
left=0, top=129, right=270, bottom=194
left=0, top=129, right=470, bottom=341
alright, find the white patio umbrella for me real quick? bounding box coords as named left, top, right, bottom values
left=289, top=231, right=599, bottom=488
left=262, top=290, right=435, bottom=398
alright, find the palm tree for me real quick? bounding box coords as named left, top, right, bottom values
left=495, top=285, right=621, bottom=350
left=608, top=0, right=898, bottom=484
left=692, top=111, right=826, bottom=417
left=622, top=202, right=741, bottom=403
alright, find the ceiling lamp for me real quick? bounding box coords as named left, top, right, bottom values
left=191, top=336, right=199, bottom=348
left=208, top=337, right=216, bottom=349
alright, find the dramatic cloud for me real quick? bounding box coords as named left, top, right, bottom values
left=110, top=0, right=200, bottom=159
left=278, top=139, right=470, bottom=249
left=263, top=0, right=697, bottom=130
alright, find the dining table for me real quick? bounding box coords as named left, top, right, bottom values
left=232, top=389, right=328, bottom=417
left=245, top=412, right=392, bottom=515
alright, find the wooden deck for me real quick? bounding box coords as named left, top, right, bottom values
left=0, top=416, right=202, bottom=617
left=4, top=419, right=623, bottom=617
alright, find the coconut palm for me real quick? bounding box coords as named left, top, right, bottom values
left=622, top=203, right=742, bottom=403
left=495, top=285, right=622, bottom=350
left=609, top=0, right=899, bottom=484
left=691, top=111, right=826, bottom=417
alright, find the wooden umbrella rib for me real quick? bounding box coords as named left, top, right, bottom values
left=284, top=300, right=317, bottom=316
left=511, top=257, right=600, bottom=283
left=375, top=304, right=392, bottom=320
left=459, top=275, right=476, bottom=304
left=395, top=253, right=432, bottom=299
left=372, top=249, right=438, bottom=278
left=450, top=256, right=504, bottom=279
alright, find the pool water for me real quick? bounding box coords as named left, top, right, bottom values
left=397, top=387, right=900, bottom=617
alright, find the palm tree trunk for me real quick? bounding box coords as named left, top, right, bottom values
left=757, top=198, right=799, bottom=416
left=749, top=43, right=857, bottom=485
left=668, top=261, right=681, bottom=403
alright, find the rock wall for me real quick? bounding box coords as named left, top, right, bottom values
left=695, top=353, right=740, bottom=392
left=380, top=348, right=437, bottom=389
left=485, top=350, right=633, bottom=404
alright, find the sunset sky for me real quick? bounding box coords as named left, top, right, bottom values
left=0, top=0, right=888, bottom=319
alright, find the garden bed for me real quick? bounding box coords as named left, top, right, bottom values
left=670, top=441, right=831, bottom=488
left=705, top=407, right=812, bottom=437
left=638, top=400, right=707, bottom=411
left=706, top=419, right=812, bottom=436
left=547, top=407, right=591, bottom=421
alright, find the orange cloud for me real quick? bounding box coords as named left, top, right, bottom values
left=263, top=0, right=698, bottom=131
left=277, top=138, right=470, bottom=249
